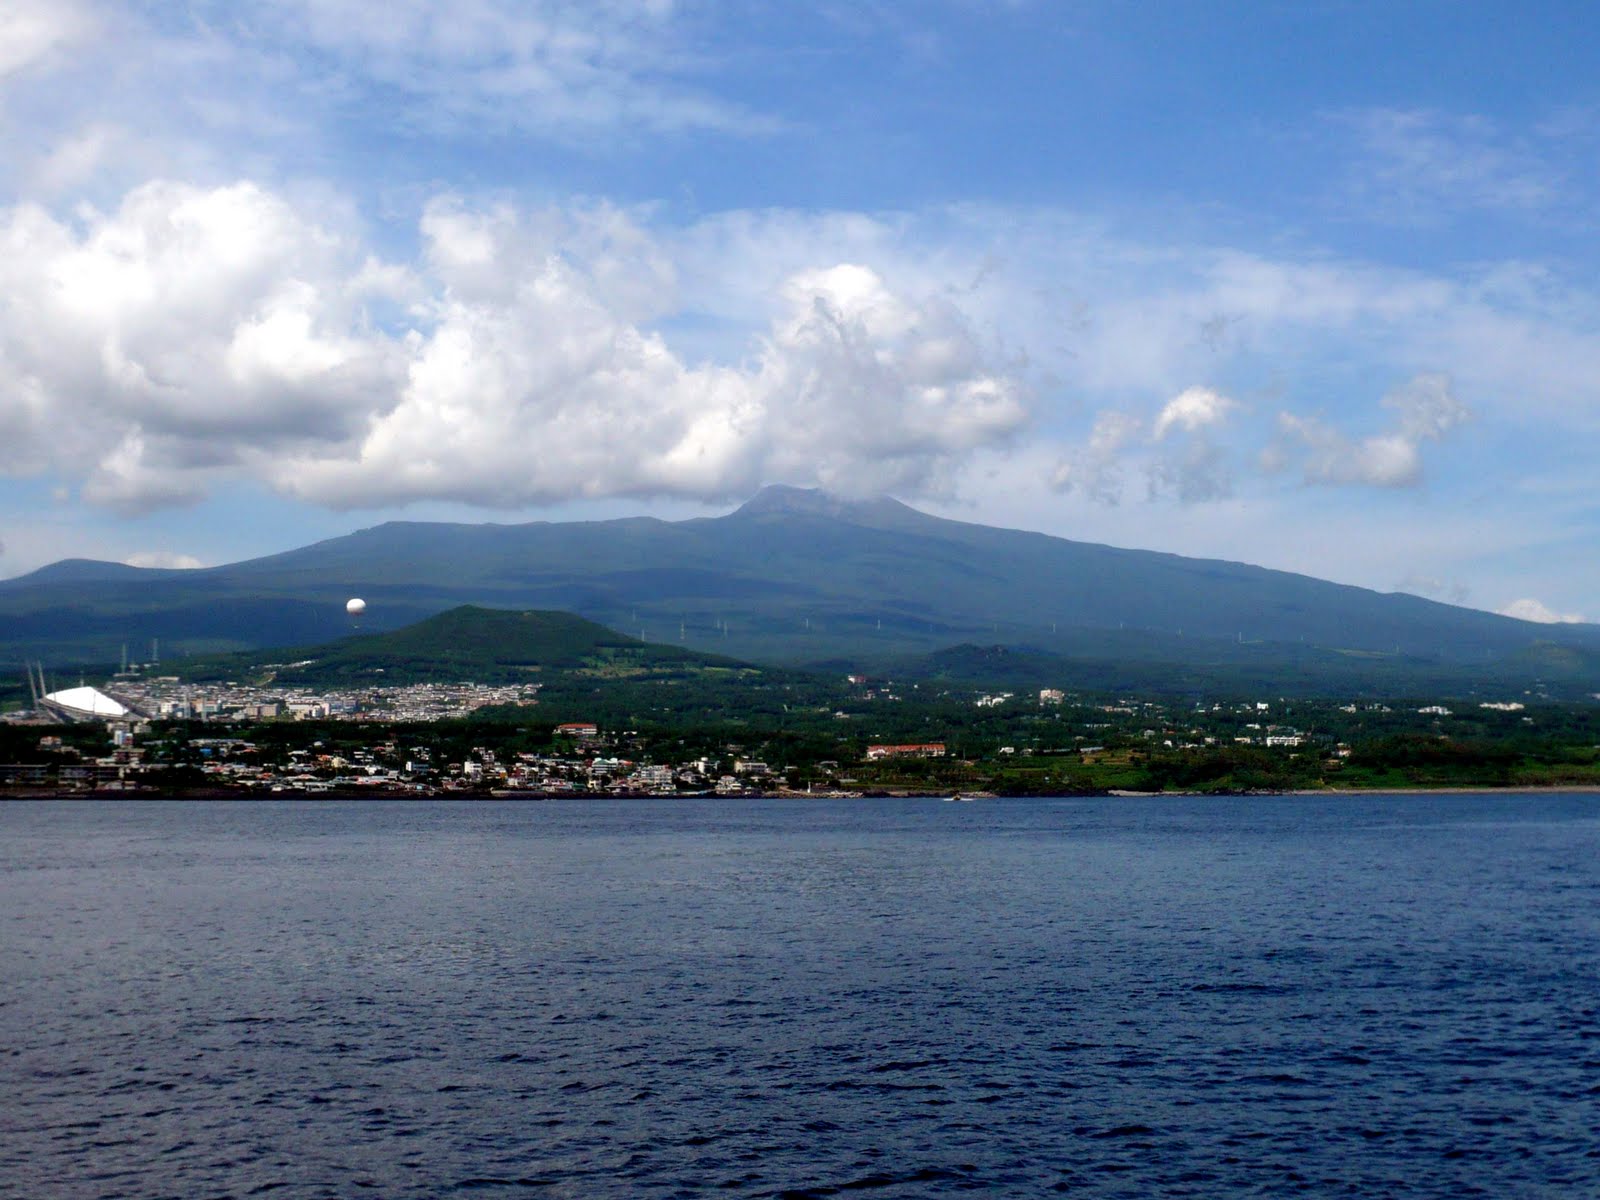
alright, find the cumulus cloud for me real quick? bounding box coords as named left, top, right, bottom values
left=0, top=175, right=1589, bottom=537
left=0, top=180, right=406, bottom=511
left=1153, top=385, right=1234, bottom=439
left=0, top=181, right=1025, bottom=512
left=1498, top=597, right=1588, bottom=625
left=123, top=550, right=204, bottom=569
left=1276, top=373, right=1468, bottom=488
left=280, top=242, right=1026, bottom=506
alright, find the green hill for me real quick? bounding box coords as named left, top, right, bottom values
left=183, top=606, right=747, bottom=687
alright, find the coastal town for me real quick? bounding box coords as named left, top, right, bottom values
left=3, top=662, right=1581, bottom=796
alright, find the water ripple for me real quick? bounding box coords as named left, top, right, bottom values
left=3, top=794, right=1599, bottom=1197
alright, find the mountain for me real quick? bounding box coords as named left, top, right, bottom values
left=182, top=605, right=747, bottom=687
left=4, top=485, right=1597, bottom=695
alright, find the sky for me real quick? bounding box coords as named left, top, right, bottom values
left=1, top=1, right=1597, bottom=624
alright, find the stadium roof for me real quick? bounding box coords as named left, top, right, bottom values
left=42, top=686, right=131, bottom=719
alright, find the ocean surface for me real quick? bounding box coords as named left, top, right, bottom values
left=3, top=795, right=1598, bottom=1199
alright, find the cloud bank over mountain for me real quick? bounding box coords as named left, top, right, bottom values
left=0, top=0, right=1596, bottom=622
left=0, top=185, right=1025, bottom=511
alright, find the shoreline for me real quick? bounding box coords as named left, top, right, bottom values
left=7, top=783, right=1600, bottom=800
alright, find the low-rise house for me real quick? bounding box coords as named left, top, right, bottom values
left=865, top=743, right=947, bottom=760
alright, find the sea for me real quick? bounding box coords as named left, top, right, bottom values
left=3, top=795, right=1598, bottom=1198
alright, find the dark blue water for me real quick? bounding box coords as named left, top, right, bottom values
left=3, top=796, right=1598, bottom=1198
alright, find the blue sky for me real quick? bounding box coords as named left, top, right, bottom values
left=1, top=1, right=1597, bottom=624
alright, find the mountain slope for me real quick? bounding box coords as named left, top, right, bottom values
left=3, top=486, right=1596, bottom=694
left=185, top=605, right=747, bottom=686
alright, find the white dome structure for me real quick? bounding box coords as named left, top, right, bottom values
left=42, top=686, right=132, bottom=722
left=346, top=597, right=367, bottom=616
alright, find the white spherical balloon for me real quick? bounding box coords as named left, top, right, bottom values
left=345, top=597, right=367, bottom=616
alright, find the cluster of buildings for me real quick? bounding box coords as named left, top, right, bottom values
left=864, top=743, right=947, bottom=760
left=3, top=728, right=799, bottom=797
left=465, top=751, right=784, bottom=797
left=7, top=674, right=541, bottom=727
left=0, top=732, right=150, bottom=791
left=5, top=657, right=1555, bottom=796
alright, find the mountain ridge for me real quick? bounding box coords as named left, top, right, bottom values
left=2, top=486, right=1595, bottom=695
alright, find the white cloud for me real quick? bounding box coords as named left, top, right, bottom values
left=1276, top=373, right=1468, bottom=488
left=5, top=178, right=1600, bottom=538
left=279, top=238, right=1026, bottom=506
left=1153, top=385, right=1234, bottom=439
left=123, top=550, right=203, bottom=569
left=82, top=430, right=209, bottom=512
left=0, top=180, right=406, bottom=511
left=0, top=182, right=1025, bottom=512
left=1498, top=597, right=1588, bottom=625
